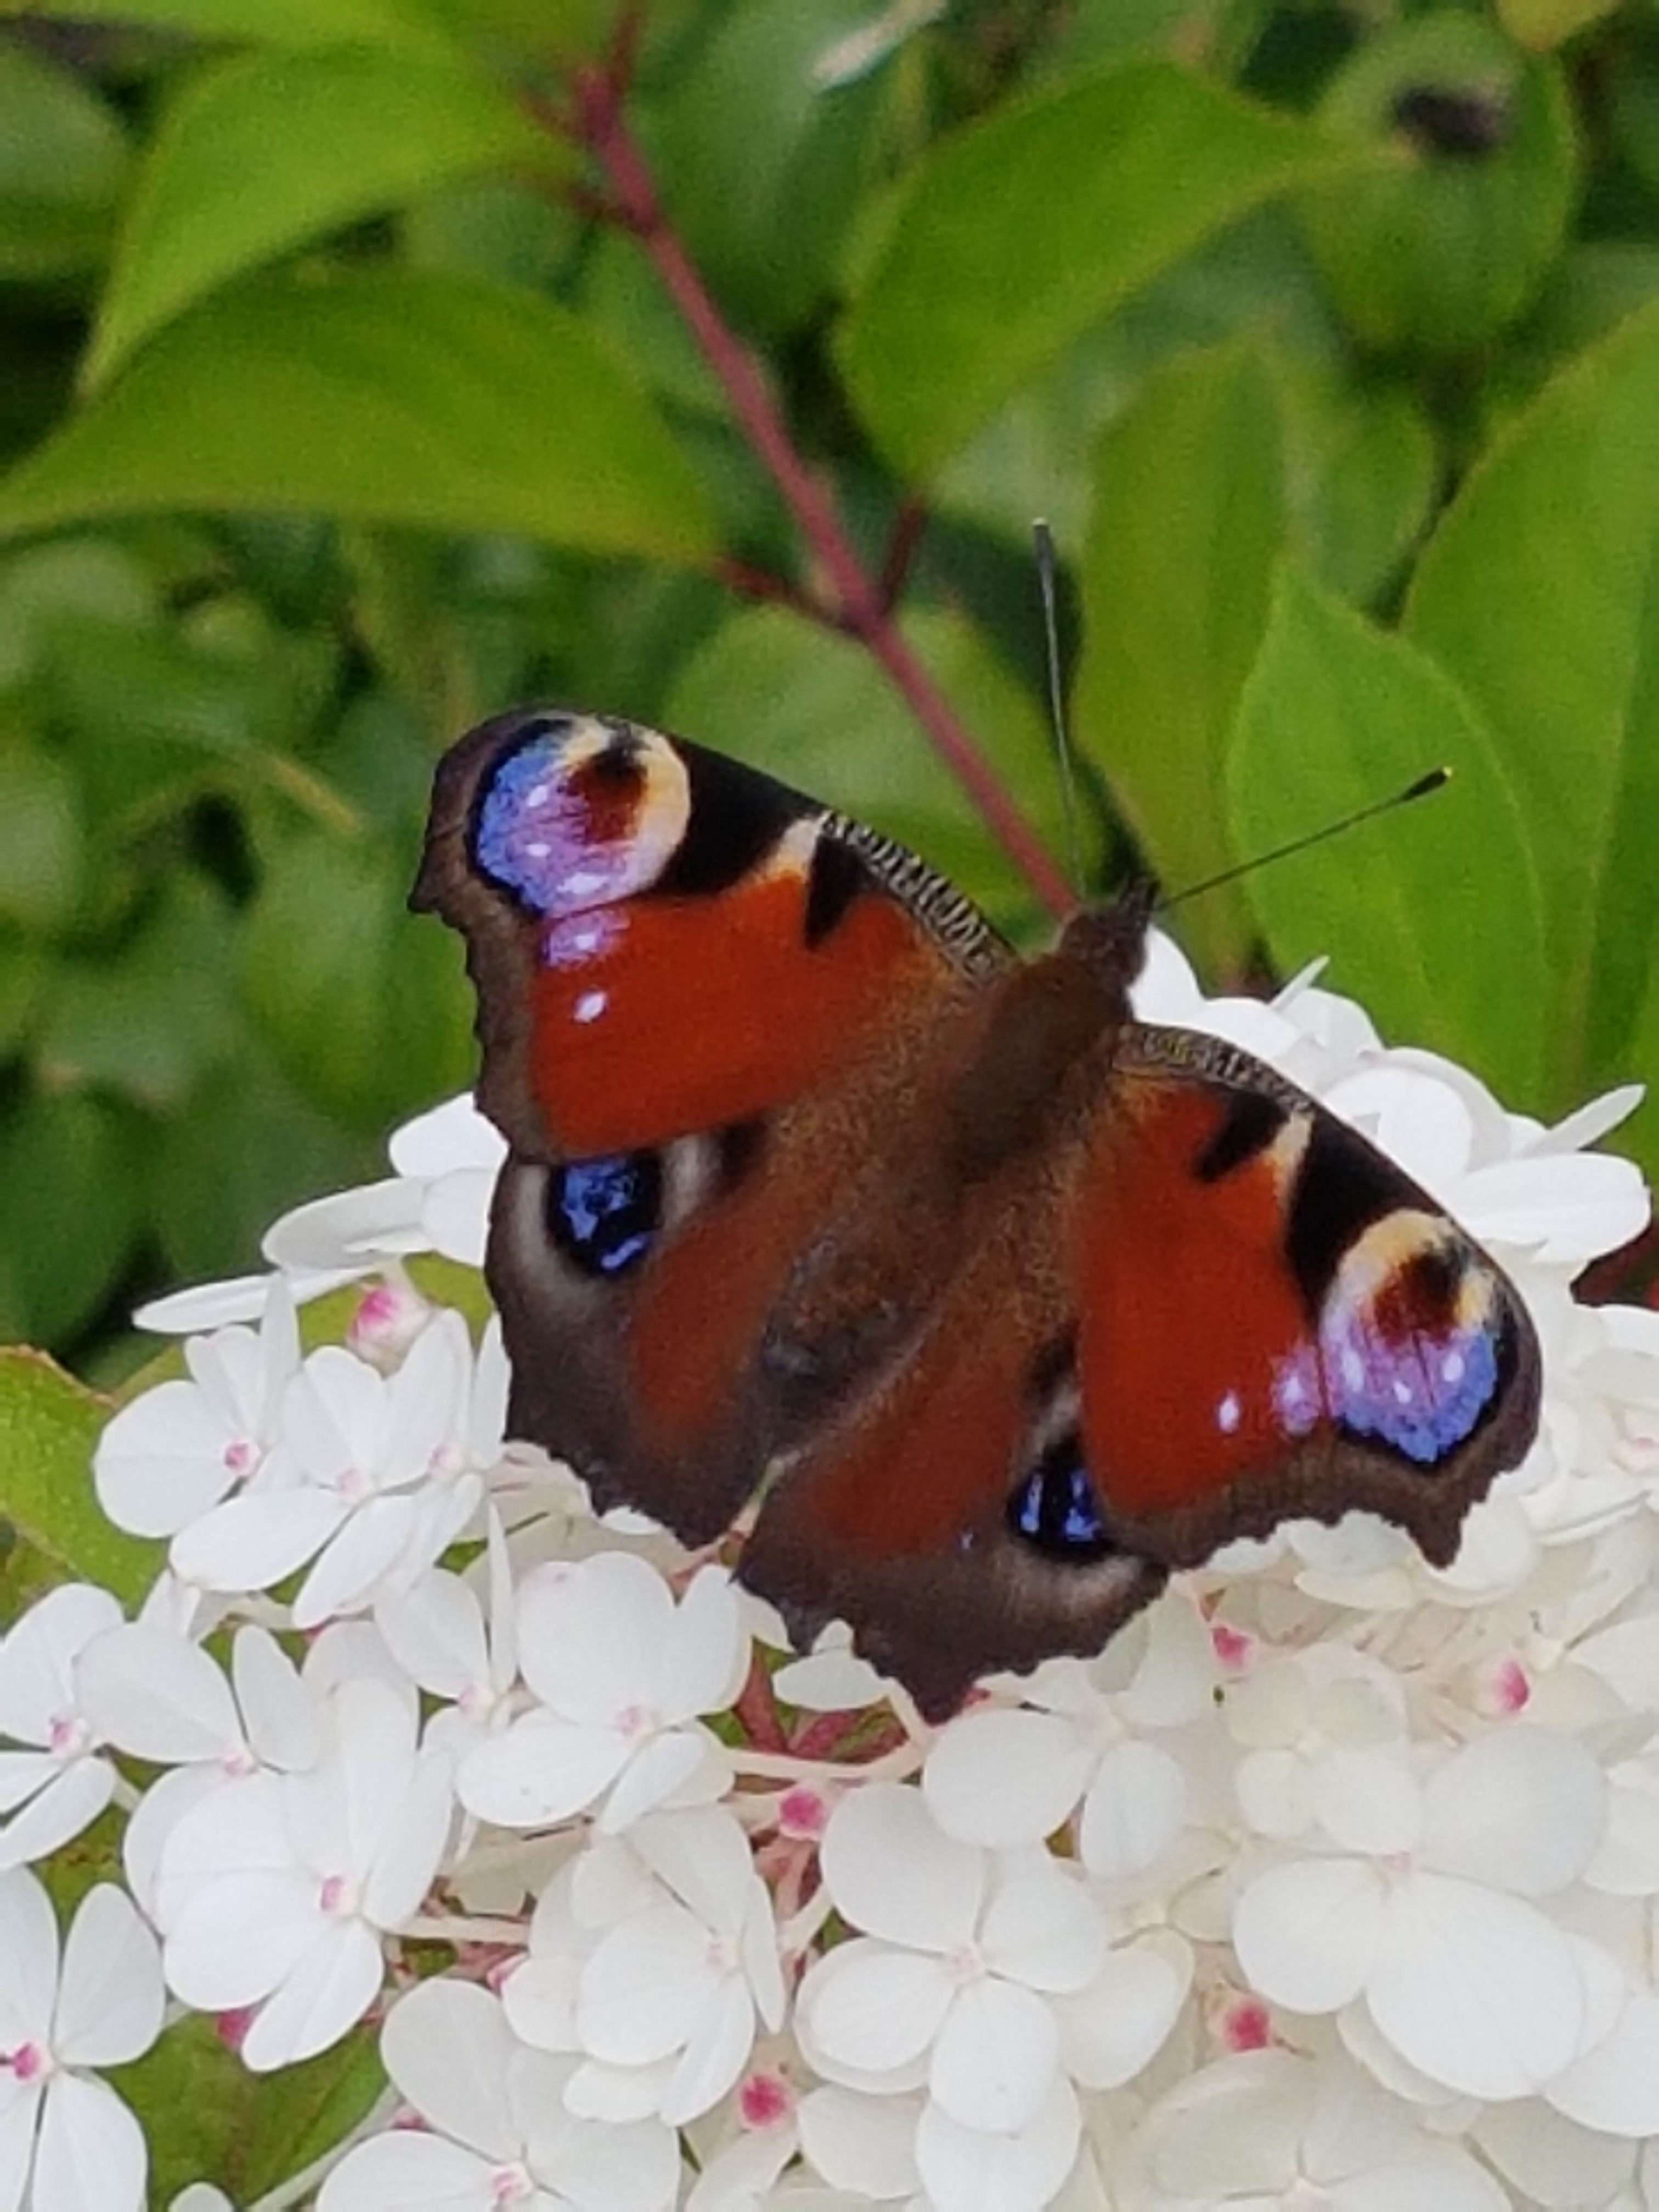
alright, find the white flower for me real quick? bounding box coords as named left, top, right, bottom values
left=169, top=1311, right=481, bottom=1626
left=153, top=1673, right=453, bottom=2069
left=76, top=1620, right=322, bottom=1917
left=1221, top=1643, right=1408, bottom=1842
left=1120, top=2048, right=1509, bottom=2210
left=0, top=1584, right=121, bottom=1869
left=95, top=1285, right=300, bottom=1538
left=526, top=1806, right=787, bottom=2127
left=0, top=1871, right=165, bottom=2212
left=375, top=1504, right=517, bottom=1760
left=1233, top=1724, right=1609, bottom=2098
left=797, top=1782, right=1181, bottom=2138
left=458, top=1554, right=747, bottom=1835
left=318, top=1977, right=678, bottom=2212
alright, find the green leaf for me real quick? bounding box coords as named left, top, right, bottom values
left=0, top=1347, right=159, bottom=1609
left=242, top=830, right=474, bottom=1128
left=117, top=2012, right=383, bottom=2209
left=1228, top=566, right=1546, bottom=1103
left=1074, top=337, right=1287, bottom=973
left=153, top=1057, right=376, bottom=1284
left=37, top=873, right=241, bottom=1109
left=0, top=37, right=129, bottom=281
left=838, top=59, right=1346, bottom=478
left=0, top=731, right=86, bottom=934
left=0, top=1092, right=148, bottom=1347
left=86, top=46, right=557, bottom=390
left=1277, top=364, right=1438, bottom=607
left=664, top=602, right=1064, bottom=938
left=4, top=0, right=450, bottom=46
left=1405, top=296, right=1659, bottom=1111
left=650, top=0, right=894, bottom=340
left=0, top=268, right=718, bottom=565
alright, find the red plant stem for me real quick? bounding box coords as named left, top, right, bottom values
left=566, top=66, right=1072, bottom=918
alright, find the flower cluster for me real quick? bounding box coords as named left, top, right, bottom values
left=3, top=932, right=1658, bottom=2212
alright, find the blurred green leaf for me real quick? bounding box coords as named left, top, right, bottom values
left=1296, top=12, right=1578, bottom=358
left=0, top=537, right=160, bottom=692
left=838, top=59, right=1345, bottom=477
left=37, top=872, right=240, bottom=1108
left=933, top=208, right=1338, bottom=548
left=86, top=46, right=558, bottom=389
left=1406, top=295, right=1659, bottom=1121
left=0, top=37, right=130, bottom=281
left=0, top=731, right=86, bottom=933
left=1276, top=363, right=1439, bottom=606
left=1228, top=564, right=1545, bottom=1102
left=1074, top=337, right=1286, bottom=972
left=0, top=929, right=50, bottom=1056
left=0, top=1092, right=148, bottom=1345
left=5, top=0, right=452, bottom=45
left=0, top=268, right=719, bottom=565
left=664, top=602, right=1063, bottom=939
left=242, top=827, right=473, bottom=1127
left=650, top=0, right=893, bottom=340
left=0, top=1347, right=158, bottom=1606
left=153, top=1056, right=376, bottom=1283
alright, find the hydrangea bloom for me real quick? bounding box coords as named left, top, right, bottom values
left=7, top=927, right=1659, bottom=2209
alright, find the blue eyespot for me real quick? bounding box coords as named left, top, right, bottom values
left=1008, top=1435, right=1115, bottom=1559
left=547, top=1153, right=661, bottom=1278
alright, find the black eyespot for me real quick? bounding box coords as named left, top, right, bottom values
left=546, top=1152, right=662, bottom=1278
left=1007, top=1432, right=1116, bottom=1560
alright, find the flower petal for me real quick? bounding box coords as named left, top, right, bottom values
left=0, top=1866, right=58, bottom=2044
left=798, top=1938, right=954, bottom=2076
left=930, top=1976, right=1059, bottom=2132
left=1367, top=1872, right=1585, bottom=2099
left=1077, top=1740, right=1187, bottom=1878
left=1233, top=1857, right=1384, bottom=2015
left=33, top=2071, right=146, bottom=2212
left=458, top=1711, right=625, bottom=1829
left=1420, top=1728, right=1606, bottom=1897
left=913, top=2075, right=1080, bottom=2212
left=820, top=1782, right=983, bottom=1953
left=52, top=1886, right=162, bottom=2068
left=924, top=1711, right=1092, bottom=1850
left=241, top=1921, right=384, bottom=2070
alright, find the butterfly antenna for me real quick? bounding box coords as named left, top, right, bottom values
left=1033, top=521, right=1085, bottom=897
left=1161, top=767, right=1451, bottom=911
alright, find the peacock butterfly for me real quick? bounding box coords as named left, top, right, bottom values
left=413, top=707, right=1542, bottom=1719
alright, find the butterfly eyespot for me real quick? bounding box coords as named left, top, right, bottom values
left=1007, top=1433, right=1116, bottom=1560
left=546, top=1152, right=663, bottom=1278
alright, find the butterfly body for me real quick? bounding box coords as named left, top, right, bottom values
left=415, top=708, right=1541, bottom=1717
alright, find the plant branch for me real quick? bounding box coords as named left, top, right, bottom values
left=561, top=62, right=1071, bottom=916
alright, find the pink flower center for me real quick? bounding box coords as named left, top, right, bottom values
left=1211, top=1622, right=1255, bottom=1672
left=47, top=1713, right=89, bottom=1758
left=487, top=2160, right=534, bottom=2205
left=705, top=1931, right=740, bottom=1976
left=777, top=1785, right=828, bottom=1840
left=616, top=1702, right=656, bottom=1742
left=339, top=1465, right=373, bottom=1503
left=2, top=2042, right=46, bottom=2083
left=222, top=1438, right=257, bottom=1476
left=319, top=1873, right=358, bottom=1917
left=222, top=1743, right=257, bottom=1778
left=1220, top=1996, right=1272, bottom=2052
left=738, top=2069, right=792, bottom=2129
left=1486, top=1657, right=1531, bottom=1715
left=942, top=1943, right=984, bottom=1987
